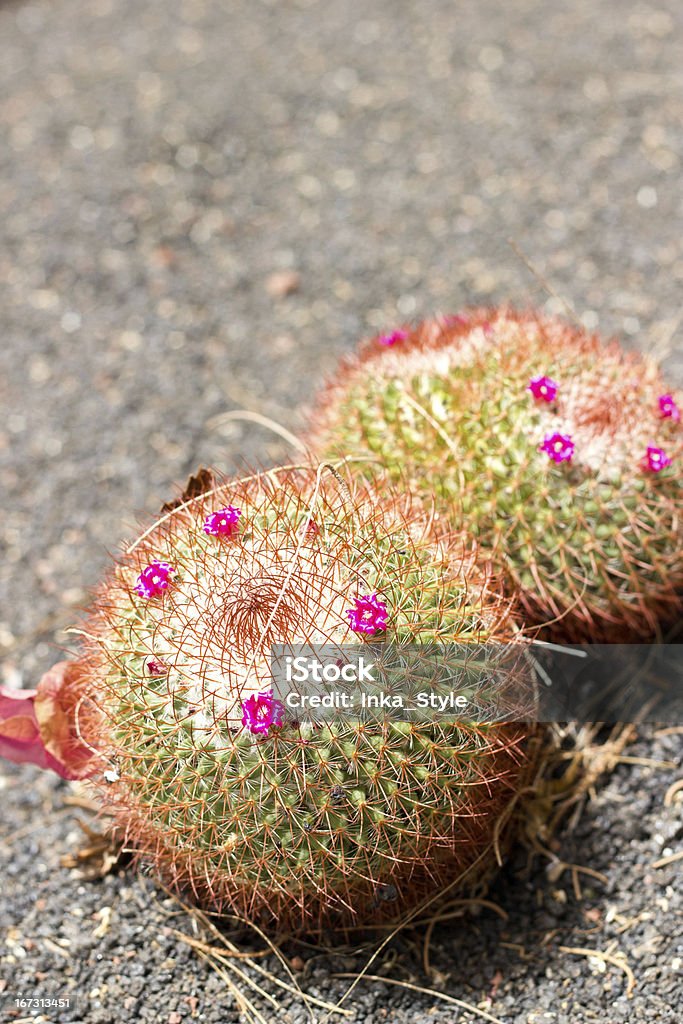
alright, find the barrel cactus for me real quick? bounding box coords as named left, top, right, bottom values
left=64, top=464, right=535, bottom=931
left=308, top=309, right=682, bottom=641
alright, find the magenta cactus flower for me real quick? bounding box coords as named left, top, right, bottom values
left=539, top=432, right=575, bottom=464
left=659, top=394, right=680, bottom=422
left=643, top=446, right=672, bottom=473
left=240, top=691, right=284, bottom=736
left=203, top=505, right=242, bottom=537
left=346, top=593, right=389, bottom=634
left=146, top=658, right=168, bottom=676
left=527, top=375, right=559, bottom=403
left=377, top=329, right=408, bottom=347
left=135, top=561, right=175, bottom=599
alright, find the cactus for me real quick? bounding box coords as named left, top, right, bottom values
left=308, top=309, right=683, bottom=641
left=66, top=465, right=535, bottom=931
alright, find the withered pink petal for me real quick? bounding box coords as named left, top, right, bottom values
left=0, top=662, right=98, bottom=780
left=0, top=687, right=45, bottom=767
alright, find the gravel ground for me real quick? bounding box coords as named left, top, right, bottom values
left=1, top=0, right=682, bottom=1021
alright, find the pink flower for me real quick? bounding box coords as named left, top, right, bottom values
left=203, top=505, right=242, bottom=537
left=378, top=329, right=408, bottom=347
left=241, top=691, right=284, bottom=736
left=147, top=658, right=168, bottom=676
left=528, top=375, right=559, bottom=403
left=658, top=394, right=680, bottom=422
left=643, top=446, right=672, bottom=473
left=306, top=518, right=320, bottom=535
left=346, top=593, right=389, bottom=634
left=135, top=561, right=175, bottom=599
left=539, top=432, right=575, bottom=464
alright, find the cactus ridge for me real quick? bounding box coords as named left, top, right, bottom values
left=309, top=309, right=683, bottom=640
left=73, top=465, right=534, bottom=929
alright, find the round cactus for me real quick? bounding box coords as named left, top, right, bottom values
left=308, top=309, right=682, bottom=641
left=68, top=465, right=535, bottom=931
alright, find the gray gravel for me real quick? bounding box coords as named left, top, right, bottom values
left=0, top=0, right=682, bottom=1021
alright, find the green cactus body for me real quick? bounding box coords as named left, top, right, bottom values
left=309, top=310, right=682, bottom=640
left=74, top=466, right=534, bottom=930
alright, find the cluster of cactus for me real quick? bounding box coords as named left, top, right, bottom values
left=62, top=465, right=535, bottom=930
left=10, top=304, right=678, bottom=932
left=308, top=309, right=682, bottom=640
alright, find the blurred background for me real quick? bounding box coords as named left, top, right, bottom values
left=1, top=2, right=681, bottom=1021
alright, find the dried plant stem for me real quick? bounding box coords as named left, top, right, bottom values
left=208, top=409, right=308, bottom=454
left=558, top=945, right=636, bottom=998
left=332, top=973, right=506, bottom=1024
